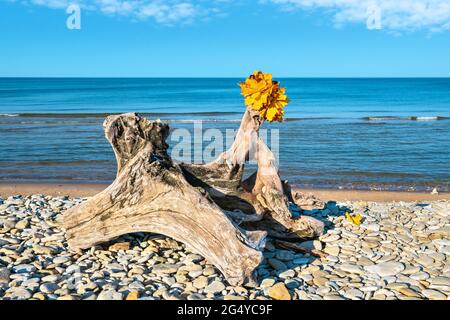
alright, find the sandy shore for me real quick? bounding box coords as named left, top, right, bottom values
left=0, top=183, right=449, bottom=202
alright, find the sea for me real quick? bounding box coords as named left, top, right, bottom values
left=1, top=78, right=449, bottom=192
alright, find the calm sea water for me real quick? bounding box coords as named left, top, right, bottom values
left=1, top=78, right=450, bottom=191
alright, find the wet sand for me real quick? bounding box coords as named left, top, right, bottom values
left=0, top=183, right=449, bottom=202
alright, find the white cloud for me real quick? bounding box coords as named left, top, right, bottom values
left=136, top=2, right=198, bottom=23
left=30, top=0, right=71, bottom=9
left=265, top=0, right=450, bottom=32
left=21, top=0, right=217, bottom=24
left=12, top=0, right=450, bottom=30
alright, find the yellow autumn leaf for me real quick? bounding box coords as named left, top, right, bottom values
left=345, top=212, right=363, bottom=225
left=239, top=71, right=289, bottom=122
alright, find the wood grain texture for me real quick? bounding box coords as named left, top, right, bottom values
left=62, top=110, right=324, bottom=286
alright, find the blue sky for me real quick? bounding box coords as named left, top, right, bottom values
left=1, top=0, right=450, bottom=77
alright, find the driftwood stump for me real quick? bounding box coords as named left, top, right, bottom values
left=62, top=109, right=324, bottom=286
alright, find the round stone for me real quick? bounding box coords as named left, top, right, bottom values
left=53, top=256, right=70, bottom=264
left=0, top=267, right=10, bottom=284
left=39, top=283, right=60, bottom=294
left=97, top=289, right=123, bottom=300
left=15, top=220, right=29, bottom=230
left=267, top=283, right=291, bottom=300
left=322, top=234, right=340, bottom=242
left=9, top=287, right=32, bottom=300
left=339, top=263, right=364, bottom=275
left=422, top=289, right=447, bottom=300
left=278, top=269, right=295, bottom=279
left=364, top=262, right=405, bottom=277
left=323, top=294, right=345, bottom=300
left=313, top=277, right=328, bottom=286
left=193, top=276, right=208, bottom=289
left=187, top=293, right=206, bottom=300
left=203, top=266, right=216, bottom=276
left=204, top=280, right=225, bottom=294
left=260, top=278, right=276, bottom=289
left=344, top=288, right=364, bottom=300
left=324, top=246, right=340, bottom=256
left=285, top=279, right=300, bottom=289
left=268, top=259, right=287, bottom=271
left=410, top=272, right=429, bottom=281
left=151, top=263, right=180, bottom=275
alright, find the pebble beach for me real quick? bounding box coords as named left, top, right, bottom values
left=0, top=194, right=449, bottom=300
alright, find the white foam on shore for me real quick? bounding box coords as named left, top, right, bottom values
left=0, top=113, right=19, bottom=117
left=364, top=116, right=449, bottom=121
left=414, top=116, right=439, bottom=121
left=168, top=119, right=241, bottom=123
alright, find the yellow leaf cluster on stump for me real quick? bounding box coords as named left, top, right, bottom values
left=239, top=71, right=289, bottom=122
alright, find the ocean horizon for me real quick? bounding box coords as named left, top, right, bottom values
left=1, top=77, right=450, bottom=192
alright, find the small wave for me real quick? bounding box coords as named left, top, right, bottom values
left=7, top=160, right=114, bottom=166
left=168, top=119, right=241, bottom=123
left=9, top=111, right=242, bottom=118
left=284, top=117, right=334, bottom=122
left=362, top=116, right=450, bottom=121
left=410, top=116, right=449, bottom=121
left=166, top=117, right=333, bottom=123
left=19, top=121, right=74, bottom=124
left=0, top=113, right=19, bottom=117
left=362, top=116, right=401, bottom=121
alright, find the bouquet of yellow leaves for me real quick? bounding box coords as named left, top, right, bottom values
left=239, top=71, right=289, bottom=122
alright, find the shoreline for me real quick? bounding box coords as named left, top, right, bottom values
left=0, top=183, right=449, bottom=202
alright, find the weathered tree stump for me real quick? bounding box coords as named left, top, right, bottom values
left=62, top=109, right=324, bottom=286
left=179, top=108, right=324, bottom=239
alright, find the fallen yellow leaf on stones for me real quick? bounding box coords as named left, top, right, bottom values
left=345, top=212, right=362, bottom=225
left=126, top=291, right=139, bottom=300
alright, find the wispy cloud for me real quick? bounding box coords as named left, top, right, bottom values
left=264, top=0, right=450, bottom=32
left=10, top=0, right=450, bottom=31
left=19, top=0, right=221, bottom=24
